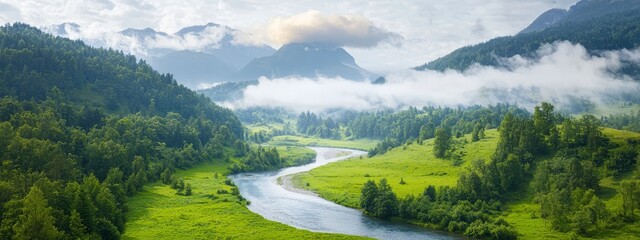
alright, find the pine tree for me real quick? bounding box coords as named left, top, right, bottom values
left=433, top=126, right=451, bottom=158
left=69, top=210, right=86, bottom=239
left=13, top=186, right=62, bottom=239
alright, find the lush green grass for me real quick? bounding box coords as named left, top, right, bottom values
left=123, top=156, right=365, bottom=239
left=293, top=130, right=499, bottom=208
left=246, top=122, right=288, bottom=134
left=294, top=128, right=640, bottom=239
left=501, top=128, right=640, bottom=240
left=270, top=135, right=378, bottom=151
left=277, top=146, right=317, bottom=166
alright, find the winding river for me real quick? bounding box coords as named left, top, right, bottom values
left=231, top=147, right=460, bottom=240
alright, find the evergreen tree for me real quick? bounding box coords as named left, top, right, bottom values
left=68, top=210, right=86, bottom=239
left=433, top=126, right=451, bottom=158
left=13, top=186, right=62, bottom=239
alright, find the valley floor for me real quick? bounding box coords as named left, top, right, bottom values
left=292, top=129, right=640, bottom=239
left=122, top=149, right=366, bottom=240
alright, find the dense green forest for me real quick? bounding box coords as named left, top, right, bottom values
left=358, top=103, right=640, bottom=239
left=0, top=23, right=286, bottom=239
left=415, top=8, right=640, bottom=78
left=293, top=105, right=530, bottom=157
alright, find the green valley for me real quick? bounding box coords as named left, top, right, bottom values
left=123, top=156, right=365, bottom=240
left=2, top=0, right=640, bottom=239
left=292, top=113, right=640, bottom=239
left=293, top=130, right=499, bottom=208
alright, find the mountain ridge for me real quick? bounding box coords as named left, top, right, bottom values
left=416, top=0, right=640, bottom=73
left=237, top=42, right=374, bottom=81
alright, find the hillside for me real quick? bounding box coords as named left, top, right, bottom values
left=416, top=1, right=640, bottom=73
left=0, top=22, right=374, bottom=240
left=294, top=130, right=499, bottom=208
left=0, top=22, right=241, bottom=238
left=292, top=105, right=640, bottom=239
left=0, top=23, right=242, bottom=135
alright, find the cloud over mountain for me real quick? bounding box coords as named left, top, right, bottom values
left=266, top=10, right=402, bottom=48
left=224, top=42, right=640, bottom=113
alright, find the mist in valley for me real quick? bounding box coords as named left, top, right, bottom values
left=224, top=41, right=640, bottom=114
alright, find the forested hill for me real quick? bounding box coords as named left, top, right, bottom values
left=0, top=23, right=245, bottom=239
left=415, top=3, right=640, bottom=72
left=0, top=23, right=242, bottom=137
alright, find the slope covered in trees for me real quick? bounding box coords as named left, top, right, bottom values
left=0, top=23, right=249, bottom=239
left=296, top=103, right=640, bottom=239
left=415, top=6, right=640, bottom=74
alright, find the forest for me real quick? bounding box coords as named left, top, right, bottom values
left=358, top=103, right=640, bottom=239
left=0, top=23, right=287, bottom=239
left=2, top=20, right=640, bottom=240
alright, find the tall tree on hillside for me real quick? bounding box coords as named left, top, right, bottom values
left=534, top=102, right=555, bottom=136
left=433, top=126, right=451, bottom=158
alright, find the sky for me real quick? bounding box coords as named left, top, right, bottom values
left=0, top=0, right=580, bottom=72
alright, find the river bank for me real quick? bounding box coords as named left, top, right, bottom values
left=232, top=147, right=459, bottom=240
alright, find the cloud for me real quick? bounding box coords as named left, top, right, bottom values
left=41, top=23, right=264, bottom=58
left=265, top=10, right=403, bottom=48
left=223, top=41, right=640, bottom=113
left=0, top=0, right=581, bottom=71
left=0, top=2, right=22, bottom=24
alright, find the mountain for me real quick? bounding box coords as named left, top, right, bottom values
left=0, top=23, right=242, bottom=135
left=519, top=9, right=567, bottom=34
left=416, top=0, right=640, bottom=73
left=170, top=23, right=276, bottom=70
left=119, top=23, right=276, bottom=89
left=0, top=23, right=245, bottom=238
left=237, top=43, right=374, bottom=81
left=121, top=27, right=169, bottom=39
left=44, top=22, right=275, bottom=89
left=147, top=50, right=237, bottom=88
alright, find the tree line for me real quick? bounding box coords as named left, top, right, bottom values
left=360, top=102, right=640, bottom=238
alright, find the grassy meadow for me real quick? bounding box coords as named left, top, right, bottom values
left=123, top=150, right=365, bottom=240
left=292, top=128, right=640, bottom=239
left=292, top=130, right=499, bottom=208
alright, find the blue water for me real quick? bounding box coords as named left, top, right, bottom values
left=231, top=147, right=460, bottom=240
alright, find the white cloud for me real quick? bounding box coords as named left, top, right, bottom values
left=0, top=0, right=580, bottom=72
left=224, top=42, right=640, bottom=113
left=0, top=2, right=22, bottom=23
left=265, top=10, right=402, bottom=48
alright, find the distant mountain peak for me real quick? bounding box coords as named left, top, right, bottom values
left=120, top=27, right=168, bottom=38
left=520, top=0, right=640, bottom=34
left=237, top=42, right=374, bottom=81
left=175, top=22, right=228, bottom=36
left=519, top=8, right=567, bottom=34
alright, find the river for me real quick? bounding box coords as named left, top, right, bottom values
left=231, top=147, right=460, bottom=240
